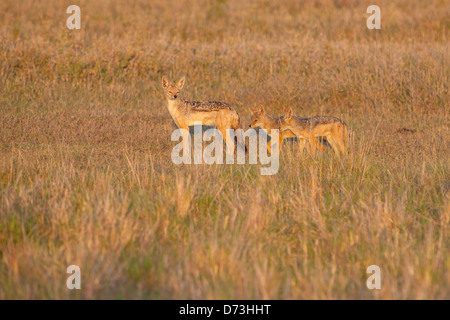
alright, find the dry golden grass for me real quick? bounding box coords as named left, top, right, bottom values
left=0, top=0, right=449, bottom=299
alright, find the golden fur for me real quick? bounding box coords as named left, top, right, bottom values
left=278, top=107, right=349, bottom=156
left=162, top=76, right=246, bottom=153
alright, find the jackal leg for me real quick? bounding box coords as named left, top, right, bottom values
left=266, top=140, right=273, bottom=155
left=325, top=134, right=341, bottom=155
left=234, top=128, right=247, bottom=153
left=266, top=133, right=284, bottom=155
left=278, top=133, right=284, bottom=152
left=335, top=130, right=347, bottom=154
left=176, top=123, right=191, bottom=157
left=298, top=139, right=306, bottom=154
left=316, top=137, right=326, bottom=152
left=334, top=136, right=346, bottom=154
left=217, top=125, right=235, bottom=154
left=306, top=134, right=317, bottom=156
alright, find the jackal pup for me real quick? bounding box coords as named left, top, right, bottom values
left=249, top=106, right=299, bottom=154
left=278, top=107, right=349, bottom=156
left=162, top=76, right=246, bottom=153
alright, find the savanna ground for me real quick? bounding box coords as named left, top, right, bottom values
left=0, top=0, right=449, bottom=299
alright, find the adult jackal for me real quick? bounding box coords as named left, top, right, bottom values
left=278, top=107, right=349, bottom=156
left=162, top=76, right=246, bottom=153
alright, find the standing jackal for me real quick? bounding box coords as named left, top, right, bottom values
left=278, top=107, right=349, bottom=156
left=249, top=106, right=298, bottom=154
left=162, top=76, right=246, bottom=153
left=249, top=105, right=329, bottom=154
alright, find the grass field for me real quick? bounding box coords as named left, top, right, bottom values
left=0, top=0, right=449, bottom=299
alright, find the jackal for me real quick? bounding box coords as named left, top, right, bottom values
left=162, top=76, right=246, bottom=153
left=249, top=106, right=297, bottom=154
left=249, top=106, right=327, bottom=154
left=278, top=107, right=349, bottom=156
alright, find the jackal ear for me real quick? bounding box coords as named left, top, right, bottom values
left=162, top=76, right=169, bottom=89
left=285, top=107, right=292, bottom=121
left=258, top=105, right=265, bottom=115
left=177, top=77, right=185, bottom=90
